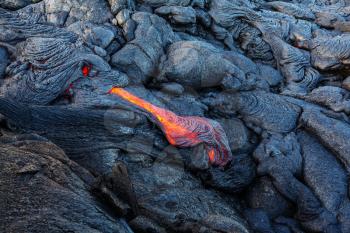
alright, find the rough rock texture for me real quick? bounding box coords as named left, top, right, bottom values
left=0, top=132, right=132, bottom=233
left=0, top=0, right=39, bottom=10
left=3, top=0, right=350, bottom=232
left=111, top=12, right=178, bottom=84
left=157, top=41, right=256, bottom=90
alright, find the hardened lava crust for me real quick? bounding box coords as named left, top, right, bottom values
left=1, top=0, right=350, bottom=232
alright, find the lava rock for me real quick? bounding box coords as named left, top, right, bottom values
left=111, top=12, right=178, bottom=84
left=266, top=1, right=315, bottom=20
left=300, top=110, right=350, bottom=172
left=0, top=0, right=37, bottom=10
left=140, top=0, right=191, bottom=7
left=159, top=82, right=185, bottom=95
left=298, top=131, right=348, bottom=214
left=113, top=156, right=251, bottom=233
left=158, top=41, right=255, bottom=90
left=0, top=133, right=132, bottom=233
left=108, top=0, right=135, bottom=15
left=68, top=22, right=116, bottom=48
left=302, top=86, right=350, bottom=113
left=116, top=8, right=132, bottom=26
left=199, top=153, right=256, bottom=193
left=0, top=47, right=9, bottom=79
left=45, top=0, right=113, bottom=25
left=203, top=91, right=301, bottom=133
left=306, top=35, right=350, bottom=71
left=3, top=1, right=350, bottom=232
left=155, top=6, right=196, bottom=25
left=244, top=209, right=275, bottom=233
left=246, top=177, right=293, bottom=218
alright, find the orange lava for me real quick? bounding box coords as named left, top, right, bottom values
left=109, top=87, right=232, bottom=167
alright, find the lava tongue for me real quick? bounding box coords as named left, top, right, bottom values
left=109, top=87, right=232, bottom=167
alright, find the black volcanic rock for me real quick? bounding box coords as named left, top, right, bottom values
left=3, top=0, right=350, bottom=232
left=0, top=133, right=132, bottom=233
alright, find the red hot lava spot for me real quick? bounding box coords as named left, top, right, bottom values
left=82, top=64, right=91, bottom=77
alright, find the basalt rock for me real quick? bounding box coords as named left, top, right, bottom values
left=0, top=47, right=9, bottom=79
left=3, top=0, right=350, bottom=232
left=155, top=6, right=197, bottom=25
left=300, top=35, right=350, bottom=71
left=0, top=0, right=39, bottom=10
left=298, top=131, right=349, bottom=223
left=111, top=12, right=178, bottom=84
left=246, top=28, right=320, bottom=95
left=301, top=86, right=350, bottom=114
left=0, top=132, right=132, bottom=233
left=0, top=97, right=159, bottom=175
left=265, top=1, right=315, bottom=20
left=157, top=41, right=256, bottom=90
left=253, top=132, right=341, bottom=232
left=0, top=9, right=128, bottom=105
left=300, top=109, right=350, bottom=172
left=28, top=0, right=113, bottom=26
left=105, top=160, right=251, bottom=233
left=202, top=91, right=301, bottom=133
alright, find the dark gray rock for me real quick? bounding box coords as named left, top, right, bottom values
left=244, top=209, right=275, bottom=233
left=155, top=6, right=196, bottom=25
left=108, top=160, right=251, bottom=233
left=253, top=133, right=302, bottom=176
left=159, top=82, right=184, bottom=95
left=298, top=131, right=348, bottom=215
left=0, top=0, right=37, bottom=10
left=3, top=1, right=350, bottom=232
left=253, top=133, right=341, bottom=232
left=195, top=9, right=211, bottom=28
left=68, top=22, right=116, bottom=48
left=257, top=63, right=283, bottom=87
left=0, top=47, right=9, bottom=79
left=45, top=0, right=113, bottom=26
left=140, top=0, right=191, bottom=7
left=108, top=0, right=135, bottom=15
left=115, top=8, right=132, bottom=26
left=315, top=12, right=344, bottom=29
left=246, top=177, right=293, bottom=219
left=266, top=1, right=315, bottom=20
left=342, top=76, right=350, bottom=90
left=90, top=26, right=116, bottom=48
left=302, top=35, right=350, bottom=71
left=300, top=110, right=350, bottom=172
left=261, top=34, right=320, bottom=95
left=217, top=118, right=251, bottom=153
left=209, top=0, right=255, bottom=28
left=122, top=18, right=137, bottom=41
left=0, top=133, right=132, bottom=233
left=111, top=12, right=178, bottom=84
left=0, top=97, right=153, bottom=175
left=129, top=216, right=167, bottom=233
left=199, top=153, right=256, bottom=193
left=0, top=11, right=128, bottom=105
left=1, top=36, right=127, bottom=105
left=158, top=41, right=255, bottom=90
left=302, top=86, right=350, bottom=114
left=203, top=91, right=301, bottom=133
left=46, top=10, right=69, bottom=26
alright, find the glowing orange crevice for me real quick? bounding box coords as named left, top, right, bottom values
left=109, top=87, right=232, bottom=167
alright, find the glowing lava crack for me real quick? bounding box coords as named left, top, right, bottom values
left=109, top=87, right=232, bottom=167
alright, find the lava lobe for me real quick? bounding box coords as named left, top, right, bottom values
left=109, top=87, right=232, bottom=167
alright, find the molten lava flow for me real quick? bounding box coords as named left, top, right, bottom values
left=109, top=87, right=232, bottom=167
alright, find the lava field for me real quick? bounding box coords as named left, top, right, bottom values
left=1, top=0, right=350, bottom=232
